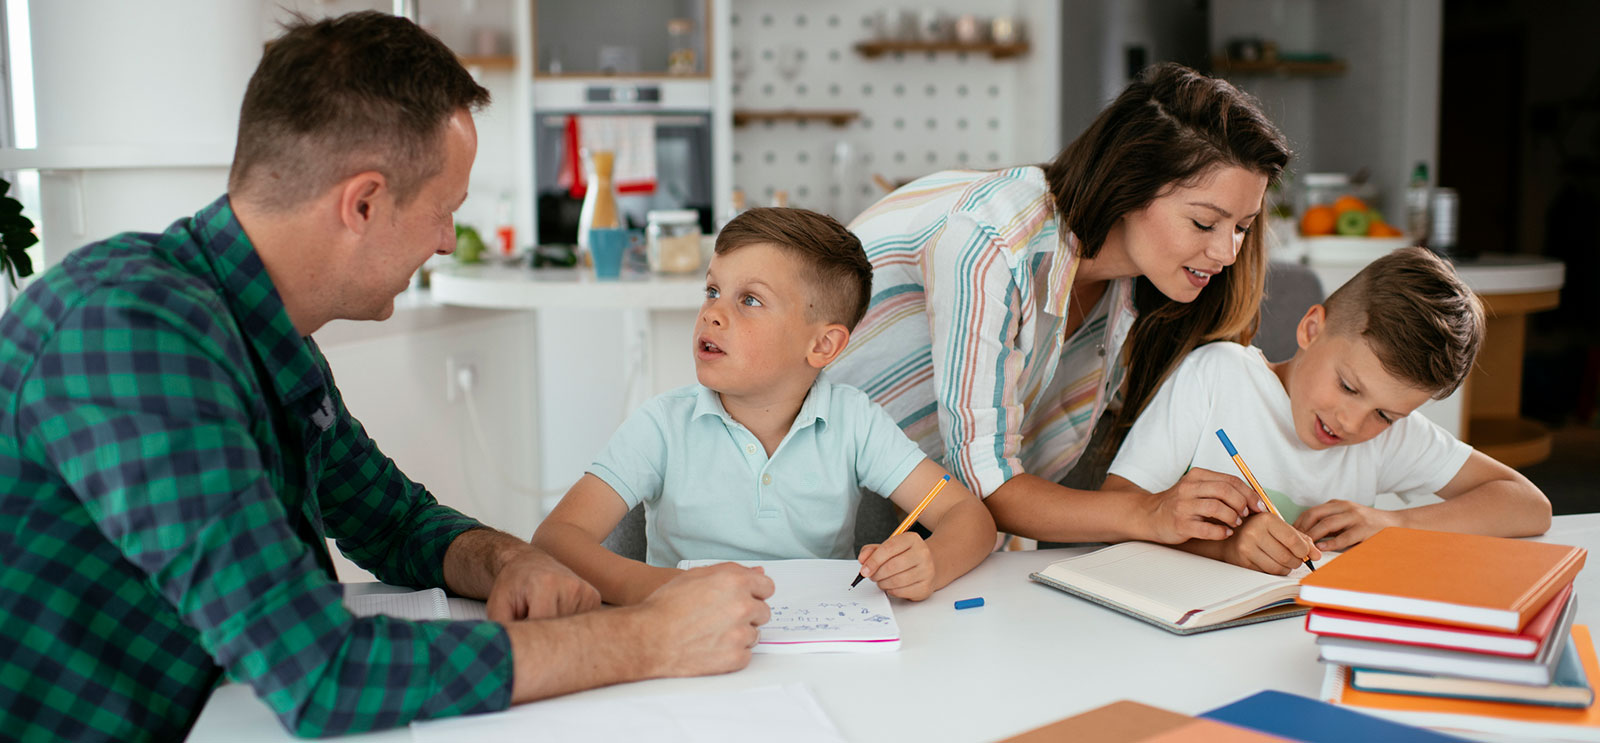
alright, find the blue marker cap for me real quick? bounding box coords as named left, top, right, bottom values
left=1215, top=429, right=1238, bottom=457
left=954, top=597, right=984, bottom=610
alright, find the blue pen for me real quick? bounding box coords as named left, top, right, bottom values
left=1215, top=429, right=1317, bottom=572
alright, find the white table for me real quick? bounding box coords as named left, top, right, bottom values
left=185, top=513, right=1600, bottom=742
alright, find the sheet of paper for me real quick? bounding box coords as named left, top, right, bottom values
left=680, top=559, right=900, bottom=653
left=343, top=587, right=450, bottom=621
left=410, top=683, right=847, bottom=743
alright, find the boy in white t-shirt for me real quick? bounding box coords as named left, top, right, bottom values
left=1106, top=247, right=1551, bottom=574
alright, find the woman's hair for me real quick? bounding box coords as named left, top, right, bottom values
left=1041, top=62, right=1291, bottom=456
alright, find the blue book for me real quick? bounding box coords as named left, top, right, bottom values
left=1348, top=632, right=1594, bottom=709
left=1201, top=690, right=1472, bottom=742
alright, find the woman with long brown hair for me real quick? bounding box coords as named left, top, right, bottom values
left=827, top=63, right=1292, bottom=545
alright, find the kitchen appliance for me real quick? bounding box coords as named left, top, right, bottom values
left=533, top=80, right=714, bottom=246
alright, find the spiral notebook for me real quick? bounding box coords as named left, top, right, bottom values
left=678, top=559, right=901, bottom=653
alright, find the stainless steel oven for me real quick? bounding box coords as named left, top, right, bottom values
left=532, top=80, right=715, bottom=244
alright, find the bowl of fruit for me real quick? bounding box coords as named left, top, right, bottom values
left=1297, top=194, right=1411, bottom=265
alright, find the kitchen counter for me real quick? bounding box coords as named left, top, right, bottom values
left=430, top=263, right=706, bottom=310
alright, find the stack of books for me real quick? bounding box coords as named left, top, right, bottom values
left=1297, top=527, right=1598, bottom=742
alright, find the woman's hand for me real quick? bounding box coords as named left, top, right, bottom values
left=1295, top=499, right=1401, bottom=551
left=1217, top=511, right=1322, bottom=575
left=1140, top=468, right=1263, bottom=543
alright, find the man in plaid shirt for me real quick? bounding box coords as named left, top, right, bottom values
left=0, top=12, right=773, bottom=741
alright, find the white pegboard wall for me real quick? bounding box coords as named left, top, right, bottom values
left=729, top=0, right=1046, bottom=221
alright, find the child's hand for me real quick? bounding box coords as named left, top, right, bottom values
left=1143, top=468, right=1262, bottom=543
left=1295, top=499, right=1401, bottom=551
left=856, top=533, right=936, bottom=601
left=1218, top=512, right=1322, bottom=575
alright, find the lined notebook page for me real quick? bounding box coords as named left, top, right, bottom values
left=679, top=559, right=900, bottom=652
left=1053, top=542, right=1303, bottom=614
left=343, top=587, right=450, bottom=621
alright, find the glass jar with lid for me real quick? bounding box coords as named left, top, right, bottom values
left=646, top=209, right=703, bottom=274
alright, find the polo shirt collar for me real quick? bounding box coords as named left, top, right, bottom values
left=690, top=378, right=834, bottom=433
left=191, top=195, right=326, bottom=406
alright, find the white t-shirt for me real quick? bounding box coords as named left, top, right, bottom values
left=1107, top=342, right=1472, bottom=523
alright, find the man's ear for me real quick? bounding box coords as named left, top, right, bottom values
left=1297, top=303, right=1328, bottom=349
left=807, top=324, right=852, bottom=369
left=337, top=172, right=387, bottom=235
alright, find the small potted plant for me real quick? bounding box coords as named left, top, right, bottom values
left=0, top=177, right=38, bottom=288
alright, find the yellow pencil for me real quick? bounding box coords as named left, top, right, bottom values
left=1215, top=429, right=1317, bottom=572
left=850, top=474, right=950, bottom=588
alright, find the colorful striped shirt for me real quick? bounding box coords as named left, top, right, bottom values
left=0, top=196, right=511, bottom=741
left=825, top=167, right=1137, bottom=498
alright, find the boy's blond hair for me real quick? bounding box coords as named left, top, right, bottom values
left=1322, top=246, right=1485, bottom=398
left=713, top=207, right=873, bottom=330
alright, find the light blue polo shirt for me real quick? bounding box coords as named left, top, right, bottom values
left=588, top=378, right=928, bottom=567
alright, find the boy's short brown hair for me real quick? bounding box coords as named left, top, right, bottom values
left=714, top=207, right=874, bottom=330
left=1322, top=247, right=1484, bottom=398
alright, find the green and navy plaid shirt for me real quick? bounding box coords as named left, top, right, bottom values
left=0, top=196, right=513, bottom=741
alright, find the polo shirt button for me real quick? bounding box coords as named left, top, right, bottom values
left=762, top=474, right=772, bottom=486
left=746, top=443, right=758, bottom=454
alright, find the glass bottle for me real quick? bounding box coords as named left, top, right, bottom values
left=1406, top=162, right=1431, bottom=247
left=576, top=149, right=619, bottom=259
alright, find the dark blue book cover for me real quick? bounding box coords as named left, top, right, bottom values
left=1200, top=689, right=1471, bottom=742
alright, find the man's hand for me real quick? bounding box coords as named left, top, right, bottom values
left=856, top=533, right=936, bottom=601
left=486, top=548, right=601, bottom=622
left=1295, top=499, right=1401, bottom=552
left=1140, top=468, right=1262, bottom=543
left=635, top=563, right=774, bottom=677
left=1218, top=511, right=1322, bottom=575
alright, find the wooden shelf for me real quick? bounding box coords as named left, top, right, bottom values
left=733, top=109, right=860, bottom=128
left=854, top=40, right=1030, bottom=60
left=1212, top=56, right=1347, bottom=77
left=458, top=55, right=515, bottom=71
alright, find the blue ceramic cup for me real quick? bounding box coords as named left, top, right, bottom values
left=588, top=227, right=630, bottom=280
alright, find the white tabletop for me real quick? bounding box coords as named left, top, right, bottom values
left=185, top=513, right=1600, bottom=742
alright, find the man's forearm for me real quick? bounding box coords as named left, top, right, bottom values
left=442, top=527, right=532, bottom=600
left=504, top=607, right=657, bottom=703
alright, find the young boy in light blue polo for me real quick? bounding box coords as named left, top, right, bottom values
left=533, top=208, right=996, bottom=604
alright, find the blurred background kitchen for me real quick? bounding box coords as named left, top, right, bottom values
left=2, top=0, right=1594, bottom=579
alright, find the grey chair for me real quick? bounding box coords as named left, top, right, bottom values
left=603, top=492, right=906, bottom=563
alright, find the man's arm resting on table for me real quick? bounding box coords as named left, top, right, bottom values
left=442, top=527, right=602, bottom=621
left=503, top=562, right=775, bottom=703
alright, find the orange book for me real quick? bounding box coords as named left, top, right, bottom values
left=1000, top=700, right=1292, bottom=742
left=1323, top=625, right=1600, bottom=741
left=1297, top=528, right=1586, bottom=632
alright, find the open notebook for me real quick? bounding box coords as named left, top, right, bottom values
left=1030, top=541, right=1312, bottom=635
left=678, top=558, right=901, bottom=653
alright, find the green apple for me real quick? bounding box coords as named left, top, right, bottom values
left=1335, top=209, right=1371, bottom=236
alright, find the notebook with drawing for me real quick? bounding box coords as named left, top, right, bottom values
left=1029, top=541, right=1311, bottom=635
left=678, top=558, right=901, bottom=653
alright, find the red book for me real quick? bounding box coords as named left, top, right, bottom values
left=1306, top=583, right=1575, bottom=658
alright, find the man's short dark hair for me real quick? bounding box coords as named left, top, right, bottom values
left=714, top=208, right=874, bottom=330
left=228, top=11, right=491, bottom=211
left=1323, top=246, right=1485, bottom=398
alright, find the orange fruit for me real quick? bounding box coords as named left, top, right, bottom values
left=1367, top=220, right=1404, bottom=237
left=1332, top=195, right=1368, bottom=214
left=1299, top=205, right=1337, bottom=236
